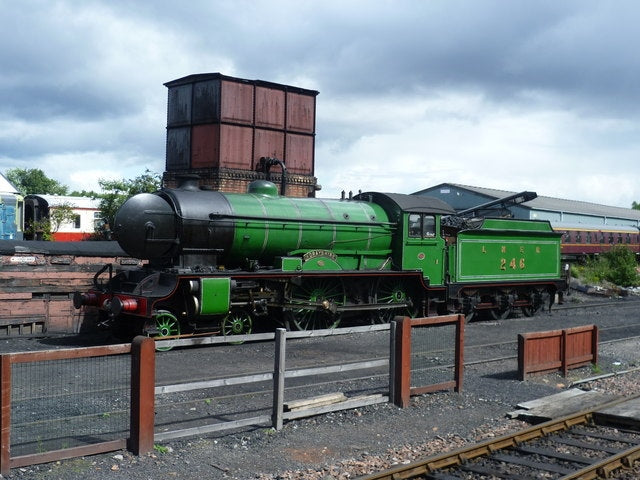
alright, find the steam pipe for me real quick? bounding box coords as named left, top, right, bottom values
left=259, top=157, right=287, bottom=196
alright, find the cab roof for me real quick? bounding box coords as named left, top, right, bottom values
left=355, top=192, right=455, bottom=215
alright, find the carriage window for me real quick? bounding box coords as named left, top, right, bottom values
left=408, top=214, right=436, bottom=238
left=74, top=215, right=81, bottom=229
left=609, top=233, right=614, bottom=244
left=627, top=233, right=631, bottom=244
left=575, top=232, right=582, bottom=243
left=618, top=233, right=623, bottom=244
left=586, top=231, right=592, bottom=244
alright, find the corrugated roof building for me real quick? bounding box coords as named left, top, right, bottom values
left=414, top=183, right=640, bottom=227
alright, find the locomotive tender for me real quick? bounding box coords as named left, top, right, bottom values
left=74, top=177, right=566, bottom=340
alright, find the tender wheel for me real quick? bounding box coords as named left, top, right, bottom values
left=521, top=289, right=547, bottom=317
left=148, top=310, right=181, bottom=351
left=371, top=278, right=417, bottom=324
left=490, top=293, right=512, bottom=320
left=222, top=310, right=253, bottom=340
left=287, top=278, right=344, bottom=330
left=461, top=292, right=477, bottom=323
left=463, top=309, right=476, bottom=323
left=521, top=305, right=535, bottom=317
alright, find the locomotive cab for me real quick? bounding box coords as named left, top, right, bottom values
left=401, top=212, right=447, bottom=286
left=354, top=191, right=455, bottom=285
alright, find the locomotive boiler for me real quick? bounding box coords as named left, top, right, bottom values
left=74, top=178, right=567, bottom=341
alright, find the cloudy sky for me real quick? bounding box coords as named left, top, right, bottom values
left=2, top=1, right=639, bottom=208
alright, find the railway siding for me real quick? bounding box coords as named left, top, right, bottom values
left=358, top=395, right=640, bottom=480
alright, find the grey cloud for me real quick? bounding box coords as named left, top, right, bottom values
left=2, top=0, right=640, bottom=205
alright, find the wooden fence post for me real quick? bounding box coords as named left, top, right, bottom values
left=592, top=325, right=599, bottom=368
left=0, top=355, right=11, bottom=476
left=388, top=321, right=397, bottom=403
left=562, top=329, right=569, bottom=377
left=272, top=328, right=286, bottom=430
left=517, top=334, right=526, bottom=380
left=129, top=336, right=155, bottom=455
left=454, top=314, right=464, bottom=392
left=393, top=316, right=412, bottom=408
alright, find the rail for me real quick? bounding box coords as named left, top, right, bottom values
left=356, top=396, right=640, bottom=480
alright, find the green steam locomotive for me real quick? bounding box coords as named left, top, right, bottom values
left=74, top=178, right=566, bottom=339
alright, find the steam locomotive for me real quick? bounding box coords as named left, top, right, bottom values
left=74, top=178, right=566, bottom=340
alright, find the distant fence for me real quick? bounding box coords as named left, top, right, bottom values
left=0, top=315, right=465, bottom=473
left=518, top=325, right=598, bottom=379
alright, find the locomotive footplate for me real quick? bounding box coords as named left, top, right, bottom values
left=282, top=301, right=412, bottom=312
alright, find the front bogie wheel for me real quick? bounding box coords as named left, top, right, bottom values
left=147, top=310, right=181, bottom=351
left=222, top=309, right=253, bottom=341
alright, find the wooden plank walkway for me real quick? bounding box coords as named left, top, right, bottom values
left=595, top=397, right=640, bottom=430
left=507, top=388, right=619, bottom=423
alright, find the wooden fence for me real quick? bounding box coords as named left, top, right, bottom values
left=518, top=325, right=598, bottom=379
left=392, top=315, right=465, bottom=408
left=0, top=315, right=465, bottom=473
left=0, top=337, right=155, bottom=476
left=155, top=326, right=390, bottom=442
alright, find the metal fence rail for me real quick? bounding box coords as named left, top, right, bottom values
left=11, top=354, right=130, bottom=456
left=155, top=326, right=391, bottom=441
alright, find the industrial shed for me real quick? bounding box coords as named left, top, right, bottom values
left=414, top=183, right=640, bottom=228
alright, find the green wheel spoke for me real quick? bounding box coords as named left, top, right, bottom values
left=288, top=279, right=344, bottom=331
left=372, top=279, right=416, bottom=324
left=151, top=310, right=181, bottom=351
left=222, top=310, right=253, bottom=340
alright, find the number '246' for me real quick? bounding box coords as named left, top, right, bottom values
left=500, top=258, right=525, bottom=270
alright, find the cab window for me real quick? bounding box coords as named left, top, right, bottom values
left=409, top=214, right=421, bottom=237
left=423, top=215, right=435, bottom=237
left=408, top=214, right=436, bottom=239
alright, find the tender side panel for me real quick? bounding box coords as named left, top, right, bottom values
left=456, top=232, right=561, bottom=283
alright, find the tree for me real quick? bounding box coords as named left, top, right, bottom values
left=70, top=189, right=101, bottom=198
left=5, top=168, right=68, bottom=195
left=633, top=201, right=640, bottom=210
left=48, top=203, right=77, bottom=235
left=98, top=169, right=162, bottom=236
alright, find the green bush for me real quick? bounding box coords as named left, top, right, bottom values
left=603, top=245, right=640, bottom=287
left=571, top=245, right=640, bottom=287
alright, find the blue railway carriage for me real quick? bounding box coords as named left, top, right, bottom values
left=0, top=193, right=23, bottom=240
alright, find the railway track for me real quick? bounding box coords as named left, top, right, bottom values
left=358, top=398, right=640, bottom=480
left=554, top=297, right=640, bottom=313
